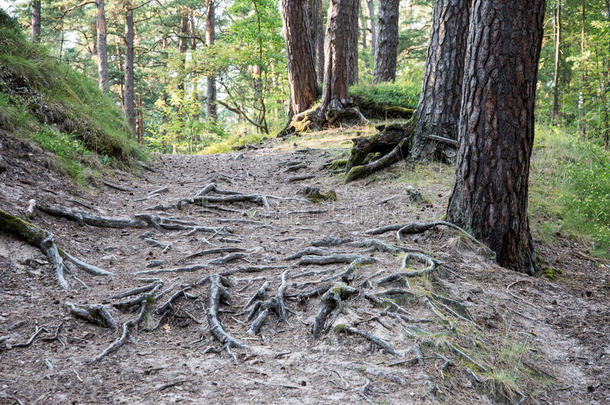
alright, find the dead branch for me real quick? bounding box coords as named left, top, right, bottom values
left=102, top=180, right=134, bottom=192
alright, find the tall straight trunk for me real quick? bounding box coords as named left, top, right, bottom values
left=447, top=0, right=545, bottom=275
left=373, top=0, right=400, bottom=83
left=115, top=36, right=125, bottom=112
left=31, top=0, right=41, bottom=42
left=579, top=0, right=587, bottom=138
left=411, top=0, right=471, bottom=161
left=281, top=0, right=318, bottom=115
left=206, top=0, right=217, bottom=123
left=367, top=0, right=376, bottom=61
left=551, top=0, right=561, bottom=124
left=320, top=0, right=359, bottom=111
left=96, top=0, right=109, bottom=92
left=178, top=9, right=189, bottom=93
left=124, top=7, right=136, bottom=134
left=347, top=0, right=359, bottom=86
left=314, top=0, right=325, bottom=85
left=308, top=0, right=324, bottom=84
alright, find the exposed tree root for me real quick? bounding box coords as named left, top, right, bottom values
left=89, top=297, right=152, bottom=364
left=0, top=208, right=111, bottom=291
left=245, top=270, right=288, bottom=334
left=312, top=283, right=358, bottom=339
left=65, top=302, right=117, bottom=329
left=336, top=325, right=399, bottom=357
left=299, top=254, right=374, bottom=266
left=207, top=275, right=250, bottom=360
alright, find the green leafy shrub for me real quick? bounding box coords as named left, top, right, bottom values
left=530, top=125, right=609, bottom=257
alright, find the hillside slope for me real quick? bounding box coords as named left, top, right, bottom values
left=0, top=10, right=141, bottom=184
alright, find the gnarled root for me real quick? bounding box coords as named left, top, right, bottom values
left=65, top=302, right=117, bottom=329
left=245, top=270, right=289, bottom=334
left=312, top=283, right=358, bottom=339
left=207, top=275, right=250, bottom=360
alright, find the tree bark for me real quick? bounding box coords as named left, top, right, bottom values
left=308, top=0, right=325, bottom=85
left=373, top=0, right=400, bottom=83
left=281, top=0, right=318, bottom=115
left=551, top=0, right=561, bottom=124
left=96, top=0, right=109, bottom=92
left=347, top=0, right=360, bottom=86
left=31, top=0, right=41, bottom=42
left=320, top=0, right=359, bottom=111
left=115, top=35, right=125, bottom=112
left=177, top=9, right=189, bottom=93
left=124, top=5, right=136, bottom=134
left=410, top=0, right=471, bottom=162
left=446, top=0, right=545, bottom=275
left=206, top=0, right=217, bottom=123
left=367, top=0, right=376, bottom=61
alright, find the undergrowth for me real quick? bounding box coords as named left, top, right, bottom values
left=530, top=125, right=609, bottom=257
left=0, top=10, right=142, bottom=183
left=349, top=82, right=420, bottom=110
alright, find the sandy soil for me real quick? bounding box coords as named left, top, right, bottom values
left=0, top=133, right=608, bottom=404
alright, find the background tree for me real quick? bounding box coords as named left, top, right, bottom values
left=206, top=0, right=217, bottom=123
left=281, top=0, right=318, bottom=116
left=347, top=0, right=359, bottom=85
left=31, top=0, right=40, bottom=42
left=123, top=1, right=136, bottom=133
left=447, top=0, right=546, bottom=274
left=373, top=0, right=400, bottom=83
left=96, top=0, right=109, bottom=92
left=410, top=0, right=471, bottom=161
left=308, top=0, right=325, bottom=84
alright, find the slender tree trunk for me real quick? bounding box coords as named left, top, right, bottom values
left=96, top=0, right=109, bottom=92
left=551, top=0, right=561, bottom=124
left=347, top=0, right=360, bottom=86
left=447, top=0, right=545, bottom=275
left=373, top=0, right=400, bottom=83
left=320, top=0, right=359, bottom=111
left=314, top=0, right=325, bottom=85
left=115, top=36, right=125, bottom=112
left=579, top=0, right=587, bottom=138
left=124, top=6, right=136, bottom=134
left=178, top=9, right=189, bottom=93
left=31, top=0, right=41, bottom=42
left=410, top=0, right=471, bottom=161
left=367, top=0, right=376, bottom=61
left=281, top=0, right=318, bottom=115
left=206, top=0, right=217, bottom=123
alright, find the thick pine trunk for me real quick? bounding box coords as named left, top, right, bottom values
left=124, top=7, right=136, bottom=134
left=281, top=0, right=318, bottom=115
left=96, top=0, right=109, bottom=92
left=347, top=0, right=360, bottom=86
left=373, top=0, right=399, bottom=83
left=551, top=0, right=562, bottom=124
left=447, top=0, right=545, bottom=274
left=31, top=0, right=41, bottom=42
left=366, top=0, right=376, bottom=61
left=411, top=0, right=471, bottom=161
left=320, top=0, right=359, bottom=111
left=206, top=0, right=217, bottom=123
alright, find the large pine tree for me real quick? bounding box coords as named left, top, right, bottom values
left=447, top=0, right=546, bottom=274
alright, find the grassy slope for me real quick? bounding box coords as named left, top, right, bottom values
left=0, top=11, right=142, bottom=183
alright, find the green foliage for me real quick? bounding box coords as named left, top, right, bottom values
left=201, top=131, right=268, bottom=155
left=530, top=125, right=610, bottom=257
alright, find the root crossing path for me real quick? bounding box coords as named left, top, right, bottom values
left=0, top=148, right=607, bottom=404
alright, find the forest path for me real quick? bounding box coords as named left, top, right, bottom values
left=0, top=142, right=608, bottom=404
